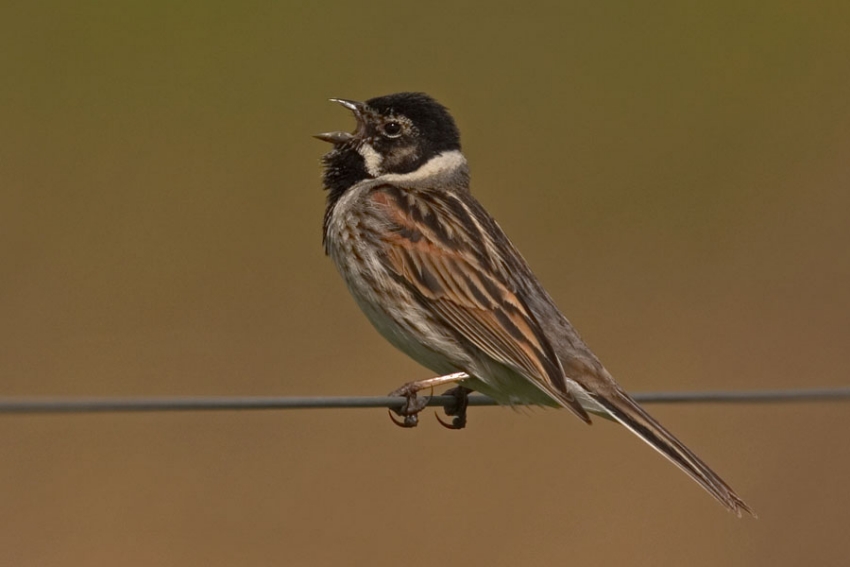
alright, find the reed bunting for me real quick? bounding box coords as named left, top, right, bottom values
left=316, top=92, right=753, bottom=516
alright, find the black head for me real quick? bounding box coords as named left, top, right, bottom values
left=316, top=92, right=461, bottom=195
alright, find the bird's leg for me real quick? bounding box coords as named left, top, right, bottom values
left=435, top=385, right=472, bottom=430
left=388, top=372, right=468, bottom=428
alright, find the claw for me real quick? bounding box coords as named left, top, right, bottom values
left=437, top=386, right=470, bottom=430
left=387, top=385, right=432, bottom=428
left=388, top=409, right=419, bottom=428
left=435, top=412, right=465, bottom=430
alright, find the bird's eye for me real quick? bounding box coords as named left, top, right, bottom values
left=382, top=121, right=403, bottom=138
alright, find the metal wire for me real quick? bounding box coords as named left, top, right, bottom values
left=1, top=388, right=849, bottom=415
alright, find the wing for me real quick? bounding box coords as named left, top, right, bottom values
left=369, top=184, right=591, bottom=423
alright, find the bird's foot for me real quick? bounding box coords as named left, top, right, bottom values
left=435, top=385, right=471, bottom=430
left=387, top=382, right=432, bottom=428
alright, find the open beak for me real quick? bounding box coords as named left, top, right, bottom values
left=314, top=98, right=366, bottom=144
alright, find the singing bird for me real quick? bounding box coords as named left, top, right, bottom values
left=316, top=92, right=753, bottom=516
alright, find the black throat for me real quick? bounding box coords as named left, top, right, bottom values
left=321, top=145, right=369, bottom=252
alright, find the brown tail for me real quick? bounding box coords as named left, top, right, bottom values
left=593, top=388, right=755, bottom=517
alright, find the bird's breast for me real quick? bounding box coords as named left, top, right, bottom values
left=323, top=183, right=465, bottom=376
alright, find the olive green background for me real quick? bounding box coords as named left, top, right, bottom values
left=2, top=2, right=849, bottom=566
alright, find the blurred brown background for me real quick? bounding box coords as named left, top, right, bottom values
left=2, top=2, right=849, bottom=566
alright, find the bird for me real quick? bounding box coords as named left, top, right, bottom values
left=315, top=92, right=754, bottom=517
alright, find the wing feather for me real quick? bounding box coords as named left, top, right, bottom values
left=372, top=185, right=590, bottom=423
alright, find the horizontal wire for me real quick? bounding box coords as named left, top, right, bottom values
left=0, top=387, right=849, bottom=415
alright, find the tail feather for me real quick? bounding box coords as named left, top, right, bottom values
left=594, top=388, right=755, bottom=517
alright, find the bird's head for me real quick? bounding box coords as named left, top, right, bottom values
left=316, top=92, right=463, bottom=194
